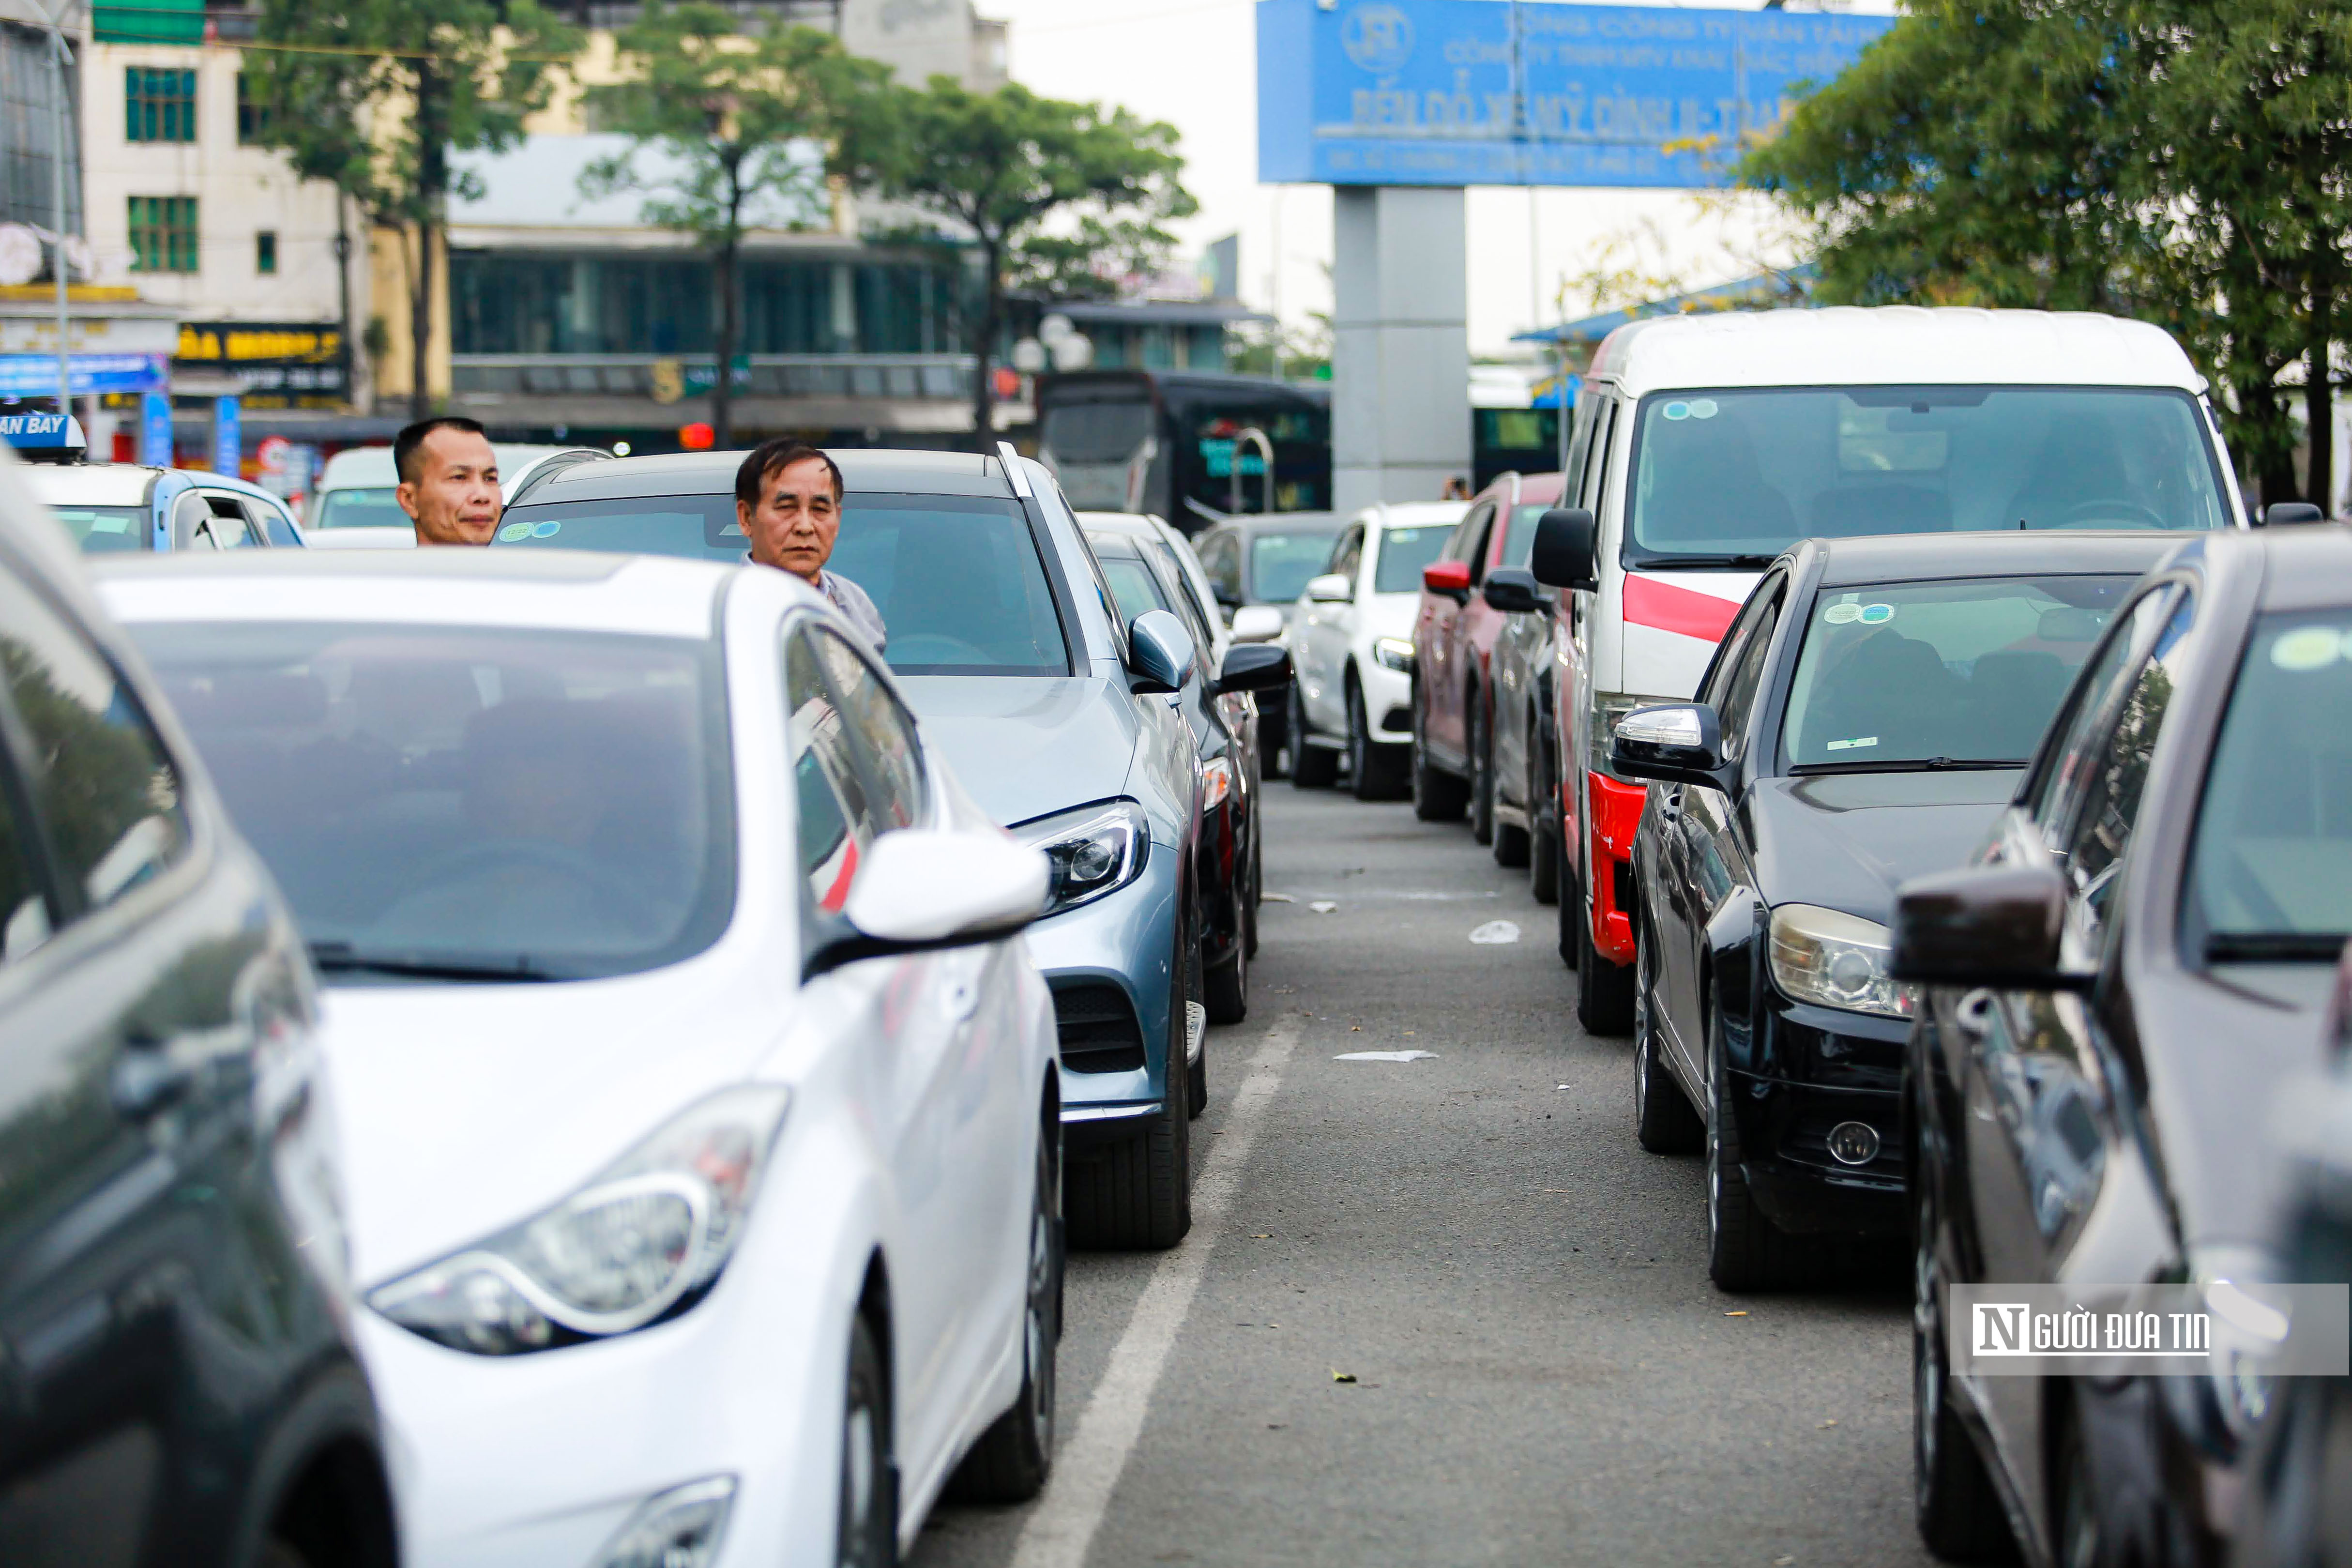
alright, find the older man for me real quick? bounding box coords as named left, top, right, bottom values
left=395, top=416, right=501, bottom=547
left=735, top=438, right=885, bottom=650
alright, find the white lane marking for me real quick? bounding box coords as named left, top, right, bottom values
left=1010, top=1019, right=1300, bottom=1568
left=1334, top=1049, right=1438, bottom=1062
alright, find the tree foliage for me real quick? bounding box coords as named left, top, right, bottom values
left=829, top=78, right=1196, bottom=445
left=583, top=3, right=863, bottom=445
left=1744, top=0, right=2352, bottom=506
left=247, top=0, right=578, bottom=418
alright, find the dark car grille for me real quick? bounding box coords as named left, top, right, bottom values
left=1052, top=982, right=1147, bottom=1074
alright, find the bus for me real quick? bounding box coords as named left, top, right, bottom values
left=1038, top=371, right=1332, bottom=529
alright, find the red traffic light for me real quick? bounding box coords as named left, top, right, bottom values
left=679, top=422, right=716, bottom=451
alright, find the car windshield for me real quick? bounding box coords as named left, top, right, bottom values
left=313, top=487, right=407, bottom=530
left=1496, top=503, right=1553, bottom=570
left=2184, top=610, right=2352, bottom=961
left=499, top=491, right=1070, bottom=677
left=1628, top=386, right=2229, bottom=566
left=51, top=505, right=149, bottom=552
left=1249, top=530, right=1340, bottom=602
left=124, top=621, right=734, bottom=980
left=1782, top=575, right=2135, bottom=770
left=1373, top=525, right=1452, bottom=594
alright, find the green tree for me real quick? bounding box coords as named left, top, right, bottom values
left=583, top=3, right=861, bottom=448
left=829, top=78, right=1196, bottom=447
left=246, top=0, right=578, bottom=420
left=1744, top=0, right=2352, bottom=507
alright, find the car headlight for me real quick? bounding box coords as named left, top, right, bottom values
left=1768, top=904, right=1910, bottom=1019
left=1012, top=799, right=1151, bottom=916
left=1201, top=757, right=1233, bottom=812
left=367, top=1085, right=789, bottom=1355
left=1373, top=637, right=1415, bottom=673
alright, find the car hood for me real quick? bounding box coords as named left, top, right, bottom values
left=1361, top=591, right=1420, bottom=642
left=1746, top=769, right=2021, bottom=924
left=319, top=973, right=777, bottom=1286
left=895, top=675, right=1139, bottom=829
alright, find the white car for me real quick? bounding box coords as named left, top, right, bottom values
left=94, top=548, right=1064, bottom=1568
left=1289, top=500, right=1466, bottom=799
left=306, top=443, right=607, bottom=548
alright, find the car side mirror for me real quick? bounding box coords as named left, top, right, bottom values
left=1127, top=609, right=1196, bottom=694
left=1482, top=567, right=1550, bottom=615
left=2259, top=502, right=2327, bottom=528
left=808, top=830, right=1050, bottom=976
left=1423, top=559, right=1472, bottom=602
left=1229, top=604, right=1285, bottom=643
left=1607, top=703, right=1729, bottom=791
left=1214, top=642, right=1291, bottom=696
left=1889, top=863, right=2077, bottom=989
left=1530, top=507, right=1597, bottom=592
left=1304, top=572, right=1352, bottom=604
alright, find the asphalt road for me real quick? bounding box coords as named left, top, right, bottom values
left=913, top=782, right=1939, bottom=1568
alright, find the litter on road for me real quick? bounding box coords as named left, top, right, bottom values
left=1335, top=1050, right=1440, bottom=1062
left=1309, top=900, right=1339, bottom=913
left=1468, top=920, right=1521, bottom=944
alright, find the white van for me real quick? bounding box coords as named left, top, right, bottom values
left=1531, top=306, right=2246, bottom=1032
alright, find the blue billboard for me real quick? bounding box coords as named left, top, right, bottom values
left=1258, top=0, right=1894, bottom=188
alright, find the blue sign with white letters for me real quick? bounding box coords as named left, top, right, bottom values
left=140, top=392, right=174, bottom=467
left=0, top=412, right=75, bottom=451
left=1258, top=0, right=1895, bottom=187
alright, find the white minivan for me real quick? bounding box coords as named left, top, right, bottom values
left=1530, top=306, right=2247, bottom=1033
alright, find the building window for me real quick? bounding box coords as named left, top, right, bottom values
left=128, top=197, right=199, bottom=273
left=125, top=68, right=197, bottom=144
left=236, top=72, right=272, bottom=144
left=256, top=230, right=276, bottom=274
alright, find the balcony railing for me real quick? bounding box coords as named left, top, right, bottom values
left=450, top=353, right=974, bottom=402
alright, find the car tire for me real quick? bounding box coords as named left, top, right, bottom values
left=1291, top=684, right=1338, bottom=789
left=1527, top=722, right=1559, bottom=903
left=1349, top=679, right=1407, bottom=800
left=1558, top=860, right=1581, bottom=969
left=1633, top=923, right=1703, bottom=1154
left=1468, top=695, right=1497, bottom=846
left=946, top=1130, right=1062, bottom=1504
left=1205, top=936, right=1245, bottom=1027
left=1575, top=880, right=1635, bottom=1035
left=1243, top=830, right=1261, bottom=960
left=837, top=1316, right=897, bottom=1568
left=1912, top=1141, right=2018, bottom=1563
left=1411, top=710, right=1470, bottom=821
left=1706, top=1011, right=1811, bottom=1292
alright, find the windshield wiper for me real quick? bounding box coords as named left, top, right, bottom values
left=307, top=941, right=561, bottom=983
left=1788, top=757, right=2021, bottom=776
left=1626, top=553, right=1780, bottom=570
left=2202, top=932, right=2348, bottom=963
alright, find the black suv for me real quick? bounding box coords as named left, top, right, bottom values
left=0, top=502, right=395, bottom=1565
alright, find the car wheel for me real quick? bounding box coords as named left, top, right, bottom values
left=1633, top=922, right=1702, bottom=1154
left=837, top=1317, right=897, bottom=1568
left=1349, top=679, right=1407, bottom=800
left=1912, top=1144, right=2018, bottom=1562
left=1527, top=720, right=1559, bottom=903
left=946, top=1129, right=1062, bottom=1503
left=1205, top=923, right=1246, bottom=1027
left=1558, top=859, right=1580, bottom=969
left=1468, top=695, right=1497, bottom=845
left=1411, top=707, right=1470, bottom=821
left=1706, top=1010, right=1810, bottom=1291
left=1291, top=683, right=1338, bottom=789
left=1243, top=830, right=1261, bottom=960
left=1574, top=879, right=1635, bottom=1035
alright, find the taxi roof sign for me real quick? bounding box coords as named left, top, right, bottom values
left=0, top=412, right=86, bottom=464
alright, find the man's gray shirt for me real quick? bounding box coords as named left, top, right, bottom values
left=819, top=569, right=888, bottom=652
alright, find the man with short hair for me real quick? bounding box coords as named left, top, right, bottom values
left=735, top=438, right=886, bottom=650
left=395, top=416, right=501, bottom=547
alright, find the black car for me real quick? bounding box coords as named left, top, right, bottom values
left=1085, top=517, right=1288, bottom=1037
left=1891, top=527, right=2352, bottom=1566
left=0, top=502, right=395, bottom=1563
left=1609, top=531, right=2179, bottom=1292
left=1191, top=512, right=1342, bottom=773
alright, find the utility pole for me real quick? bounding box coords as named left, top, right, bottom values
left=41, top=0, right=74, bottom=421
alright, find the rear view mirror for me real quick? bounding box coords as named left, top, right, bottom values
left=809, top=830, right=1050, bottom=975
left=1423, top=559, right=1472, bottom=601
left=1214, top=642, right=1291, bottom=696
left=1229, top=604, right=1285, bottom=643
left=1304, top=572, right=1352, bottom=604
left=1482, top=567, right=1549, bottom=615
left=1127, top=609, right=1196, bottom=694
left=1530, top=508, right=1598, bottom=592
left=1607, top=703, right=1728, bottom=790
left=2259, top=502, right=2327, bottom=528
left=1890, top=863, right=2076, bottom=989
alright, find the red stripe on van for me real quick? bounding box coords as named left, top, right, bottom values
left=1623, top=574, right=1742, bottom=642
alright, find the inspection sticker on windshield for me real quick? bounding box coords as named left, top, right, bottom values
left=2271, top=626, right=2345, bottom=671
left=1858, top=603, right=1895, bottom=624
left=497, top=521, right=532, bottom=542
left=531, top=519, right=561, bottom=538
left=1825, top=737, right=1879, bottom=751
left=1823, top=603, right=1862, bottom=624
left=1687, top=398, right=1718, bottom=419
left=1663, top=400, right=1691, bottom=420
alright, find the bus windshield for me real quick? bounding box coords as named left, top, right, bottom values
left=1627, top=386, right=2229, bottom=567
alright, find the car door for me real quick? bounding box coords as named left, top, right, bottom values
left=1421, top=502, right=1493, bottom=766
left=0, top=560, right=289, bottom=1568
left=785, top=624, right=998, bottom=1486
left=1301, top=525, right=1360, bottom=735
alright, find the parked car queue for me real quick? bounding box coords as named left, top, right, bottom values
left=1272, top=307, right=2352, bottom=1568
left=0, top=434, right=1294, bottom=1566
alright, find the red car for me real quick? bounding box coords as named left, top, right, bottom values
left=1408, top=471, right=1568, bottom=861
